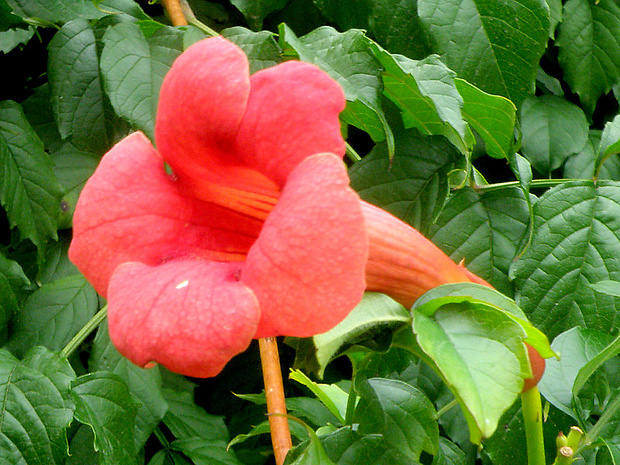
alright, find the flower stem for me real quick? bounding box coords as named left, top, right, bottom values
left=521, top=386, right=546, bottom=465
left=61, top=305, right=108, bottom=359
left=160, top=0, right=187, bottom=26
left=259, top=337, right=292, bottom=465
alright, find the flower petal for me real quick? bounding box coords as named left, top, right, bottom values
left=236, top=61, right=346, bottom=187
left=107, top=260, right=259, bottom=378
left=242, top=154, right=368, bottom=338
left=69, top=132, right=261, bottom=297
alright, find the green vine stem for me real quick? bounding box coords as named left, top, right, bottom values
left=60, top=305, right=108, bottom=359
left=521, top=385, right=546, bottom=465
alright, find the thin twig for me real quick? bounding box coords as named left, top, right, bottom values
left=259, top=337, right=293, bottom=465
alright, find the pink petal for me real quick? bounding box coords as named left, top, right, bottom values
left=155, top=37, right=280, bottom=200
left=107, top=260, right=259, bottom=378
left=69, top=132, right=261, bottom=297
left=236, top=61, right=346, bottom=187
left=242, top=154, right=368, bottom=338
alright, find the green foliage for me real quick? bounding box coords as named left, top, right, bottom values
left=4, top=0, right=620, bottom=464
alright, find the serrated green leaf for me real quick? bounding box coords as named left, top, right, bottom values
left=538, top=327, right=613, bottom=419
left=278, top=25, right=394, bottom=155
left=418, top=0, right=550, bottom=107
left=290, top=369, right=349, bottom=424
left=0, top=251, right=29, bottom=338
left=6, top=274, right=98, bottom=357
left=318, top=426, right=413, bottom=464
left=0, top=347, right=75, bottom=464
left=455, top=78, right=516, bottom=160
left=7, top=0, right=104, bottom=24
left=596, top=115, right=620, bottom=177
left=512, top=180, right=620, bottom=339
left=170, top=438, right=244, bottom=465
left=413, top=301, right=529, bottom=442
left=229, top=0, right=288, bottom=29
left=71, top=372, right=139, bottom=465
left=520, top=95, right=589, bottom=176
left=48, top=19, right=110, bottom=154
left=412, top=283, right=554, bottom=358
left=89, top=322, right=168, bottom=449
left=557, top=0, right=620, bottom=116
left=0, top=26, right=34, bottom=53
left=285, top=422, right=336, bottom=465
left=162, top=389, right=228, bottom=442
left=372, top=46, right=470, bottom=154
left=354, top=377, right=439, bottom=458
left=349, top=130, right=459, bottom=233
left=100, top=22, right=184, bottom=140
left=222, top=26, right=282, bottom=73
left=291, top=293, right=410, bottom=379
left=367, top=0, right=432, bottom=59
left=430, top=186, right=530, bottom=295
left=0, top=100, right=63, bottom=249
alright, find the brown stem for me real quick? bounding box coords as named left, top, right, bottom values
left=160, top=0, right=188, bottom=26
left=259, top=337, right=292, bottom=465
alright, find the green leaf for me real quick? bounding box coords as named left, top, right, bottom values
left=429, top=186, right=530, bottom=295
left=170, top=438, right=244, bottom=465
left=6, top=274, right=98, bottom=357
left=557, top=0, right=620, bottom=116
left=371, top=45, right=471, bottom=154
left=318, top=426, right=414, bottom=464
left=291, top=292, right=410, bottom=378
left=290, top=369, right=349, bottom=424
left=100, top=22, right=184, bottom=141
left=0, top=100, right=63, bottom=249
left=311, top=0, right=370, bottom=30
left=366, top=0, right=432, bottom=59
left=229, top=0, right=288, bottom=29
left=538, top=327, right=613, bottom=419
left=0, top=26, right=34, bottom=53
left=455, top=78, right=516, bottom=160
left=89, top=322, right=168, bottom=449
left=48, top=19, right=110, bottom=154
left=432, top=438, right=467, bottom=465
left=412, top=301, right=529, bottom=442
left=71, top=372, right=139, bottom=465
left=418, top=0, right=550, bottom=107
left=0, top=252, right=29, bottom=339
left=596, top=114, right=620, bottom=176
left=7, top=0, right=104, bottom=24
left=222, top=26, right=283, bottom=73
left=512, top=181, right=620, bottom=339
left=0, top=347, right=75, bottom=464
left=0, top=0, right=25, bottom=31
left=349, top=130, right=459, bottom=234
left=354, top=377, right=439, bottom=458
left=162, top=389, right=228, bottom=442
left=285, top=423, right=336, bottom=465
left=520, top=95, right=589, bottom=176
left=278, top=25, right=394, bottom=155
left=51, top=143, right=99, bottom=229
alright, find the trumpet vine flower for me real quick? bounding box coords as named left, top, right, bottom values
left=69, top=37, right=368, bottom=377
left=70, top=36, right=486, bottom=379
